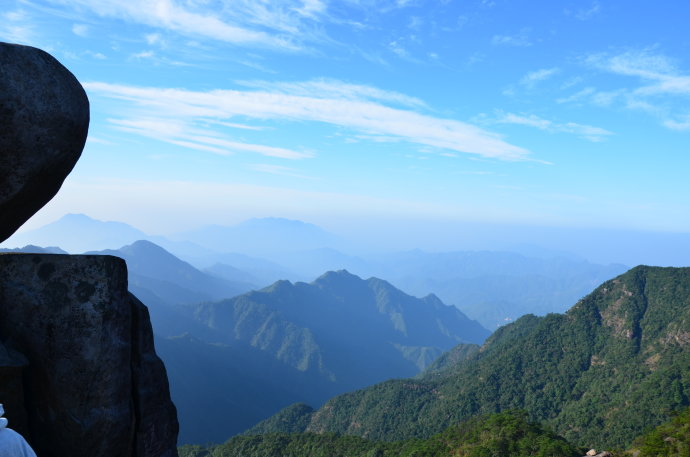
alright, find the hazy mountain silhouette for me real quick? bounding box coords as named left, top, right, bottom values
left=88, top=240, right=255, bottom=307
left=3, top=213, right=148, bottom=252
left=176, top=217, right=342, bottom=256
left=165, top=269, right=489, bottom=444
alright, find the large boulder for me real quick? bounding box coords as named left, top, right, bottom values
left=0, top=42, right=89, bottom=242
left=0, top=253, right=179, bottom=457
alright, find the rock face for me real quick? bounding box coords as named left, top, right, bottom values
left=0, top=254, right=179, bottom=457
left=0, top=42, right=89, bottom=242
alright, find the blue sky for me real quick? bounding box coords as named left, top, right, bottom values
left=3, top=0, right=690, bottom=248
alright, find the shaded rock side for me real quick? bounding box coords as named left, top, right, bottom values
left=0, top=253, right=178, bottom=457
left=0, top=42, right=89, bottom=242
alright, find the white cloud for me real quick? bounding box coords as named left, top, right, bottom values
left=108, top=117, right=312, bottom=159
left=0, top=10, right=34, bottom=44
left=663, top=116, right=690, bottom=131
left=145, top=32, right=164, bottom=45
left=520, top=68, right=559, bottom=87
left=85, top=50, right=107, bottom=60
left=492, top=29, right=531, bottom=47
left=295, top=0, right=327, bottom=18
left=569, top=1, right=601, bottom=21
left=493, top=112, right=613, bottom=142
left=389, top=39, right=409, bottom=58
left=583, top=49, right=690, bottom=130
left=47, top=0, right=300, bottom=49
left=84, top=80, right=531, bottom=161
left=131, top=50, right=155, bottom=59
left=238, top=78, right=427, bottom=108
left=72, top=23, right=89, bottom=36
left=556, top=87, right=595, bottom=104
left=587, top=49, right=690, bottom=97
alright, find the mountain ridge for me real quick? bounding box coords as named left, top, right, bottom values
left=250, top=265, right=690, bottom=449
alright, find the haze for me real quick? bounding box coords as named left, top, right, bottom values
left=2, top=1, right=690, bottom=267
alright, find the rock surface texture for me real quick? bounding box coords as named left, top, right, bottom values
left=0, top=42, right=89, bottom=242
left=0, top=254, right=179, bottom=457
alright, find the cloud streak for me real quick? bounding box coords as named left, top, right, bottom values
left=587, top=50, right=690, bottom=97
left=492, top=29, right=532, bottom=47
left=492, top=112, right=613, bottom=142
left=109, top=117, right=312, bottom=159
left=520, top=68, right=559, bottom=88
left=85, top=79, right=531, bottom=161
left=47, top=0, right=315, bottom=49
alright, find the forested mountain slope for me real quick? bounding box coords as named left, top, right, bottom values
left=191, top=269, right=489, bottom=389
left=179, top=410, right=580, bottom=457
left=161, top=269, right=488, bottom=444
left=252, top=266, right=690, bottom=450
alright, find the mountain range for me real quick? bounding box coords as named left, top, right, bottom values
left=55, top=236, right=491, bottom=444
left=168, top=269, right=488, bottom=443
left=250, top=266, right=690, bottom=450
left=2, top=214, right=628, bottom=328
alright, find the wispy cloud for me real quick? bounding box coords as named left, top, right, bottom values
left=566, top=1, right=601, bottom=21
left=664, top=116, right=690, bottom=131
left=237, top=78, right=428, bottom=108
left=492, top=29, right=532, bottom=47
left=556, top=87, right=595, bottom=104
left=47, top=0, right=306, bottom=49
left=85, top=79, right=531, bottom=161
left=0, top=10, right=35, bottom=44
left=491, top=111, right=613, bottom=142
left=587, top=49, right=690, bottom=97
left=109, top=117, right=312, bottom=159
left=71, top=23, right=89, bottom=36
left=520, top=68, right=559, bottom=88
left=582, top=49, right=690, bottom=129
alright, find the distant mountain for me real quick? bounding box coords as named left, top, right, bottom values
left=369, top=250, right=627, bottom=328
left=2, top=213, right=149, bottom=253
left=4, top=215, right=627, bottom=331
left=266, top=247, right=373, bottom=280
left=88, top=240, right=255, bottom=311
left=0, top=245, right=68, bottom=254
left=193, top=270, right=489, bottom=380
left=176, top=217, right=342, bottom=257
left=167, top=270, right=489, bottom=444
left=202, top=254, right=295, bottom=286
left=253, top=266, right=690, bottom=450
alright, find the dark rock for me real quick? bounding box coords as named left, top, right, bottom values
left=0, top=42, right=89, bottom=242
left=130, top=293, right=179, bottom=457
left=0, top=253, right=178, bottom=457
left=0, top=342, right=30, bottom=439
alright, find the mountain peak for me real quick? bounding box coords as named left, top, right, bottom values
left=315, top=269, right=357, bottom=280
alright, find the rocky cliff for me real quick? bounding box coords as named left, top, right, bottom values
left=0, top=254, right=179, bottom=457
left=0, top=41, right=179, bottom=456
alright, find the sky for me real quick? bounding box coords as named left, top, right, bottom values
left=2, top=0, right=690, bottom=254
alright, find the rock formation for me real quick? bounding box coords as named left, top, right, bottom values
left=0, top=254, right=179, bottom=457
left=0, top=42, right=179, bottom=456
left=0, top=42, right=89, bottom=243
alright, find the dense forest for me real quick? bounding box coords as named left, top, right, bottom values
left=180, top=407, right=690, bottom=457
left=178, top=410, right=580, bottom=457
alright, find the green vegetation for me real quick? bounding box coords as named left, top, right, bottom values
left=625, top=408, right=690, bottom=457
left=252, top=266, right=690, bottom=450
left=178, top=411, right=580, bottom=457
